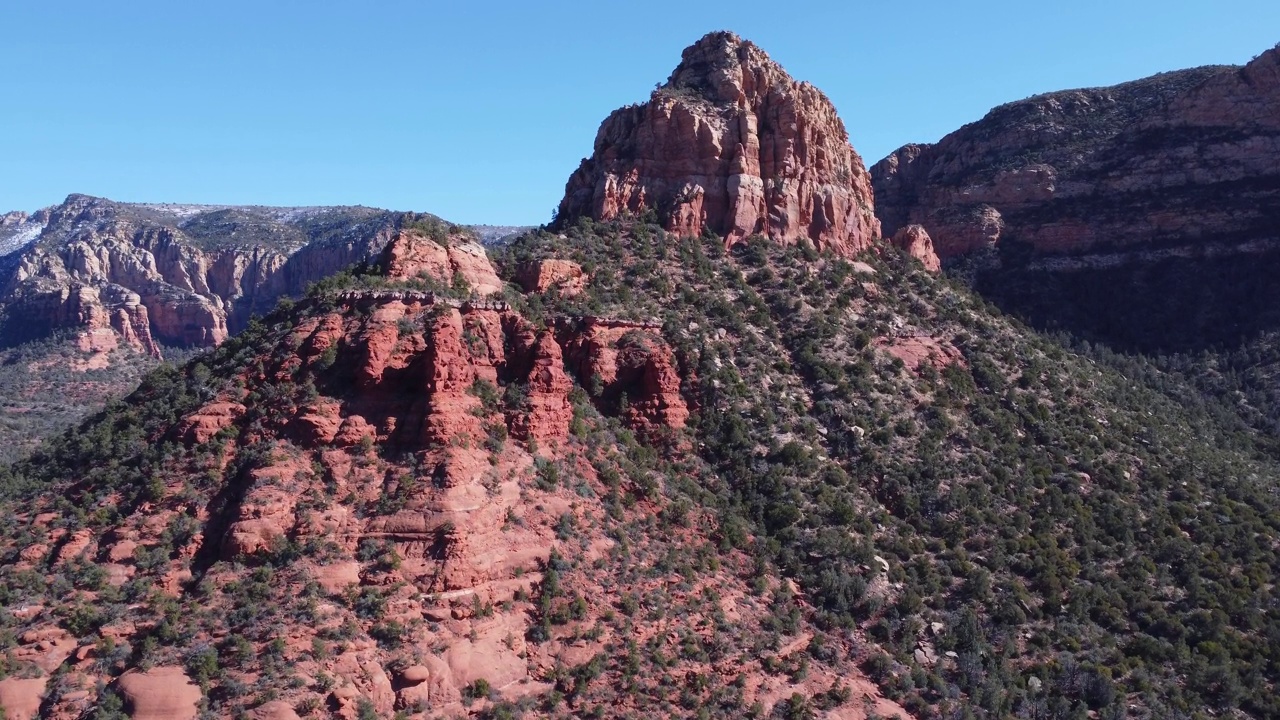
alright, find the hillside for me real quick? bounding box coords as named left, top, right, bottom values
left=2, top=216, right=1278, bottom=717
left=0, top=228, right=914, bottom=720
left=499, top=216, right=1280, bottom=719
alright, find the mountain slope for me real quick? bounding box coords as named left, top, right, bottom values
left=494, top=216, right=1280, bottom=718
left=5, top=214, right=1278, bottom=718
left=0, top=230, right=911, bottom=720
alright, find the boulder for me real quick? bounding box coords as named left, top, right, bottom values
left=0, top=677, right=47, bottom=720
left=115, top=666, right=202, bottom=720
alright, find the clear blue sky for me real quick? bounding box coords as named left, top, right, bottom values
left=2, top=1, right=1275, bottom=225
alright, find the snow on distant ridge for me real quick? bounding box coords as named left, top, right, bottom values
left=0, top=218, right=46, bottom=258
left=136, top=203, right=228, bottom=219
left=135, top=202, right=380, bottom=225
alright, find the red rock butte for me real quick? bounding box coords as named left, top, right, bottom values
left=558, top=31, right=880, bottom=255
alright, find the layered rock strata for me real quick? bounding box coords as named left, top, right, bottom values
left=0, top=194, right=411, bottom=352
left=559, top=31, right=880, bottom=255
left=872, top=46, right=1280, bottom=261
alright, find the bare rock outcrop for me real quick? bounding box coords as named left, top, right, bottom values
left=558, top=31, right=879, bottom=255
left=558, top=318, right=689, bottom=435
left=114, top=666, right=202, bottom=720
left=380, top=230, right=504, bottom=296
left=1, top=194, right=402, bottom=351
left=0, top=677, right=46, bottom=720
left=506, top=322, right=575, bottom=443
left=890, top=224, right=941, bottom=273
left=515, top=259, right=587, bottom=296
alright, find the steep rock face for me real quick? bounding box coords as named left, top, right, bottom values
left=559, top=31, right=880, bottom=254
left=872, top=47, right=1280, bottom=260
left=871, top=46, right=1280, bottom=350
left=890, top=224, right=941, bottom=273
left=1, top=194, right=409, bottom=351
left=380, top=230, right=505, bottom=295
left=505, top=321, right=576, bottom=444
left=557, top=317, right=689, bottom=435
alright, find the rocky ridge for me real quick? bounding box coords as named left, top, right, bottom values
left=870, top=45, right=1280, bottom=350
left=0, top=195, right=442, bottom=355
left=558, top=31, right=880, bottom=255
left=872, top=46, right=1280, bottom=261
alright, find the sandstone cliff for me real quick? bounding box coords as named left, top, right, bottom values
left=871, top=45, right=1280, bottom=350
left=0, top=195, right=454, bottom=354
left=558, top=31, right=880, bottom=255
left=872, top=46, right=1280, bottom=261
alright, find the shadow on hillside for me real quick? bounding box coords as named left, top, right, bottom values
left=969, top=249, right=1280, bottom=356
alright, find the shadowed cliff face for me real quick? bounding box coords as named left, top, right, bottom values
left=871, top=45, right=1280, bottom=351
left=558, top=31, right=880, bottom=256
left=0, top=194, right=415, bottom=352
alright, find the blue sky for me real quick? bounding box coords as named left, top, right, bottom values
left=2, top=1, right=1276, bottom=224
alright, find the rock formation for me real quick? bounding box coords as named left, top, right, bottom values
left=0, top=677, right=45, bottom=720
left=0, top=194, right=418, bottom=352
left=890, top=224, right=941, bottom=273
left=114, top=667, right=202, bottom=720
left=872, top=46, right=1280, bottom=260
left=871, top=44, right=1280, bottom=351
left=557, top=317, right=689, bottom=435
left=558, top=31, right=880, bottom=255
left=515, top=258, right=587, bottom=296
left=380, top=230, right=505, bottom=295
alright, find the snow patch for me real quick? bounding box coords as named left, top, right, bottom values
left=0, top=219, right=46, bottom=258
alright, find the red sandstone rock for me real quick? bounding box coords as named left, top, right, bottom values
left=422, top=308, right=485, bottom=445
left=311, top=560, right=362, bottom=594
left=877, top=333, right=964, bottom=374
left=114, top=666, right=202, bottom=720
left=249, top=701, right=302, bottom=720
left=381, top=231, right=503, bottom=296
left=559, top=32, right=880, bottom=255
left=395, top=656, right=460, bottom=708
left=890, top=225, right=941, bottom=273
left=293, top=398, right=344, bottom=445
left=515, top=259, right=588, bottom=296
left=873, top=46, right=1280, bottom=260
left=177, top=401, right=246, bottom=444
left=0, top=677, right=46, bottom=720
left=558, top=319, right=688, bottom=434
left=616, top=331, right=689, bottom=432
left=55, top=528, right=94, bottom=562
left=62, top=284, right=162, bottom=358
left=508, top=324, right=574, bottom=443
